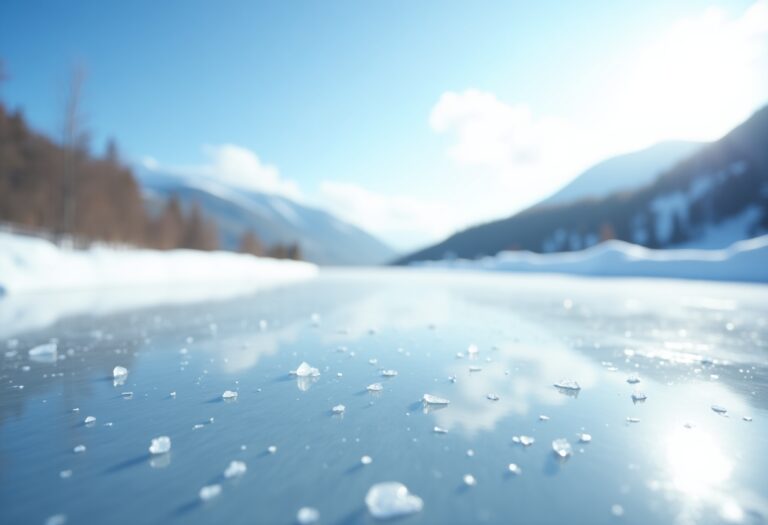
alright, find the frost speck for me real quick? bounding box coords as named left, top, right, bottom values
left=367, top=383, right=383, bottom=392
left=292, top=362, right=320, bottom=377
left=112, top=366, right=128, bottom=379
left=199, top=484, right=222, bottom=501
left=422, top=394, right=450, bottom=405
left=149, top=436, right=171, bottom=455
left=554, top=379, right=581, bottom=391
left=297, top=507, right=320, bottom=524
left=365, top=482, right=423, bottom=519
left=224, top=460, right=247, bottom=478
left=552, top=438, right=572, bottom=458
left=332, top=404, right=346, bottom=414
left=222, top=390, right=238, bottom=400
left=508, top=463, right=522, bottom=475
left=361, top=455, right=373, bottom=465
left=267, top=445, right=277, bottom=454
left=73, top=445, right=86, bottom=454
left=463, top=474, right=477, bottom=486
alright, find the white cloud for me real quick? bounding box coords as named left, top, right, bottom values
left=430, top=89, right=607, bottom=202
left=616, top=0, right=768, bottom=144
left=143, top=144, right=302, bottom=200
left=318, top=181, right=465, bottom=251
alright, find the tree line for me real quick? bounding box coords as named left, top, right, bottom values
left=0, top=62, right=301, bottom=259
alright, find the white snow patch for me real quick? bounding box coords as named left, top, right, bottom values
left=0, top=232, right=318, bottom=295
left=413, top=235, right=768, bottom=283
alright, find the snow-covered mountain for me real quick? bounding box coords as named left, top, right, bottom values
left=538, top=141, right=703, bottom=207
left=398, top=106, right=768, bottom=264
left=136, top=170, right=396, bottom=266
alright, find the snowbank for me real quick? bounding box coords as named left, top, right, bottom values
left=412, top=235, right=768, bottom=283
left=0, top=232, right=318, bottom=295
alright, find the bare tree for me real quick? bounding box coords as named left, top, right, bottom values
left=58, top=64, right=88, bottom=242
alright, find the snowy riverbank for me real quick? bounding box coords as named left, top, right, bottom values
left=412, top=235, right=768, bottom=283
left=0, top=232, right=318, bottom=295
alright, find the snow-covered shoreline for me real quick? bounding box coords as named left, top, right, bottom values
left=412, top=235, right=768, bottom=283
left=0, top=232, right=318, bottom=295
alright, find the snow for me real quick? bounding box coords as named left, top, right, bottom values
left=0, top=231, right=318, bottom=295
left=413, top=235, right=768, bottom=283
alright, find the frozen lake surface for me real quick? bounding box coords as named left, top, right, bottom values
left=1, top=269, right=767, bottom=525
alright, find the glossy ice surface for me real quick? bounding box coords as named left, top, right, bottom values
left=1, top=270, right=767, bottom=525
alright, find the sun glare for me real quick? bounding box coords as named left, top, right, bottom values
left=665, top=427, right=733, bottom=497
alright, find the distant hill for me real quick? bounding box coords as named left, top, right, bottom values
left=538, top=141, right=703, bottom=207
left=137, top=169, right=396, bottom=266
left=398, top=106, right=768, bottom=264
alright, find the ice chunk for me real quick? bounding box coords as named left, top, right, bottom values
left=149, top=436, right=171, bottom=455
left=422, top=394, right=450, bottom=405
left=381, top=369, right=398, bottom=377
left=508, top=463, right=522, bottom=475
left=539, top=415, right=550, bottom=421
left=433, top=426, right=448, bottom=434
left=554, top=379, right=581, bottom=391
left=743, top=416, right=752, bottom=422
left=199, top=484, right=222, bottom=501
left=469, top=366, right=482, bottom=372
left=578, top=433, right=592, bottom=443
left=711, top=405, right=727, bottom=414
left=552, top=438, right=572, bottom=458
left=84, top=416, right=96, bottom=425
left=73, top=445, right=86, bottom=454
left=516, top=435, right=535, bottom=446
left=332, top=404, right=346, bottom=414
left=486, top=393, right=499, bottom=401
left=28, top=343, right=57, bottom=363
left=626, top=417, right=640, bottom=423
left=463, top=474, right=477, bottom=486
left=365, top=482, right=423, bottom=519
left=627, top=375, right=641, bottom=384
left=224, top=460, right=246, bottom=478
left=222, top=390, right=238, bottom=400
left=121, top=392, right=133, bottom=399
left=631, top=391, right=647, bottom=402
left=292, top=362, right=320, bottom=377
left=45, top=514, right=67, bottom=525
left=361, top=455, right=373, bottom=465
left=367, top=383, right=383, bottom=392
left=267, top=445, right=277, bottom=454
left=112, top=366, right=128, bottom=379
left=297, top=507, right=320, bottom=524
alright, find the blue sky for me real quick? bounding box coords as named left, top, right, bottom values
left=1, top=0, right=766, bottom=250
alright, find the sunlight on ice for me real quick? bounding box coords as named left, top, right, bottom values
left=665, top=427, right=732, bottom=496
left=365, top=482, right=423, bottom=519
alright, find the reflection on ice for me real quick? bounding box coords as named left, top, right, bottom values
left=666, top=427, right=732, bottom=496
